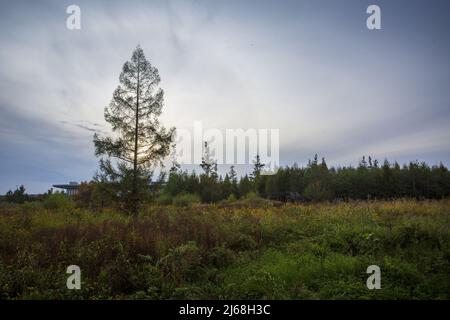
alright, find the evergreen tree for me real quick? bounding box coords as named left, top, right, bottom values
left=251, top=154, right=265, bottom=178
left=200, top=142, right=217, bottom=178
left=251, top=154, right=265, bottom=195
left=239, top=174, right=253, bottom=197
left=93, top=45, right=175, bottom=215
left=228, top=165, right=239, bottom=197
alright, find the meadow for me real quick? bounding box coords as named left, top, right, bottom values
left=0, top=197, right=448, bottom=299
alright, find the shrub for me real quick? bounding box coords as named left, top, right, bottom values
left=239, top=192, right=269, bottom=207
left=206, top=246, right=236, bottom=268
left=229, top=234, right=257, bottom=251
left=157, top=241, right=204, bottom=283
left=44, top=193, right=75, bottom=211
left=172, top=193, right=200, bottom=208
left=74, top=182, right=94, bottom=208
left=155, top=193, right=173, bottom=206
left=170, top=286, right=204, bottom=299
left=223, top=270, right=287, bottom=299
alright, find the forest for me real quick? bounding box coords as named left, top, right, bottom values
left=158, top=154, right=450, bottom=204
left=4, top=154, right=450, bottom=208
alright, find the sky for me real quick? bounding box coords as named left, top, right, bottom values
left=0, top=0, right=450, bottom=193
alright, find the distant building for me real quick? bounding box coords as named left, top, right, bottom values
left=51, top=180, right=166, bottom=197
left=52, top=181, right=80, bottom=196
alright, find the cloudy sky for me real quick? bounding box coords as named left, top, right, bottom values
left=1, top=0, right=449, bottom=193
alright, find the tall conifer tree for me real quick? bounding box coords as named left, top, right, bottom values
left=94, top=46, right=174, bottom=215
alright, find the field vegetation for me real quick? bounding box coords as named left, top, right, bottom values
left=0, top=197, right=448, bottom=299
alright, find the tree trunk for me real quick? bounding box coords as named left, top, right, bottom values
left=132, top=57, right=140, bottom=216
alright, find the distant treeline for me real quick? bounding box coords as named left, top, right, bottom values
left=162, top=155, right=450, bottom=202
left=1, top=185, right=50, bottom=204
left=2, top=155, right=450, bottom=205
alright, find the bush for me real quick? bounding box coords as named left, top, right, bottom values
left=206, top=246, right=236, bottom=268
left=155, top=193, right=173, bottom=206
left=229, top=234, right=257, bottom=251
left=239, top=192, right=269, bottom=207
left=44, top=193, right=75, bottom=211
left=172, top=193, right=200, bottom=208
left=157, top=241, right=204, bottom=283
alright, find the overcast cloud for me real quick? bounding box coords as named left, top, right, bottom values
left=1, top=0, right=449, bottom=193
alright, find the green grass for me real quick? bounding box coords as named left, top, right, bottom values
left=0, top=200, right=448, bottom=299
